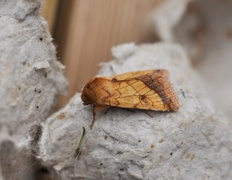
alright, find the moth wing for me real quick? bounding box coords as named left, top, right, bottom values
left=109, top=69, right=169, bottom=81
left=103, top=76, right=170, bottom=111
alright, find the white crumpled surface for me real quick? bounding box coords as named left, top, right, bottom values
left=176, top=0, right=232, bottom=120
left=0, top=0, right=67, bottom=137
left=153, top=0, right=232, bottom=120
left=39, top=43, right=232, bottom=179
left=151, top=0, right=191, bottom=42
left=1, top=0, right=232, bottom=179
left=0, top=0, right=67, bottom=179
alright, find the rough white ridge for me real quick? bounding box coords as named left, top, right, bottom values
left=175, top=0, right=232, bottom=119
left=1, top=0, right=232, bottom=179
left=0, top=0, right=67, bottom=137
left=0, top=0, right=68, bottom=179
left=151, top=0, right=191, bottom=42
left=39, top=43, right=232, bottom=179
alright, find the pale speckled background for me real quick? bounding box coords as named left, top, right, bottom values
left=1, top=0, right=232, bottom=179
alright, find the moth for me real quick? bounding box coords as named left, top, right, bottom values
left=81, top=69, right=180, bottom=128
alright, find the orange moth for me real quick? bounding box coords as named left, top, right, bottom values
left=81, top=69, right=180, bottom=128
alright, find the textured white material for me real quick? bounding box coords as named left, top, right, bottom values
left=0, top=126, right=35, bottom=180
left=151, top=0, right=191, bottom=41
left=175, top=0, right=232, bottom=119
left=0, top=0, right=68, bottom=179
left=0, top=0, right=43, bottom=20
left=1, top=0, right=232, bottom=179
left=111, top=43, right=136, bottom=60
left=0, top=0, right=68, bottom=137
left=152, top=0, right=232, bottom=121
left=39, top=43, right=232, bottom=179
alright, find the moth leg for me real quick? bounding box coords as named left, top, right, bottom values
left=90, top=105, right=110, bottom=129
left=104, top=107, right=112, bottom=115
left=142, top=110, right=153, bottom=118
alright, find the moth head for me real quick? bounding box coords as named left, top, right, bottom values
left=81, top=77, right=108, bottom=105
left=81, top=78, right=97, bottom=105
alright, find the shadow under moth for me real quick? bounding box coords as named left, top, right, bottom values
left=81, top=69, right=180, bottom=128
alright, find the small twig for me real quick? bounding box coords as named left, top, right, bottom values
left=74, top=127, right=86, bottom=159
left=73, top=127, right=86, bottom=175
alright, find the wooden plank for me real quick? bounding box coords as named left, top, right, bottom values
left=41, top=0, right=60, bottom=33
left=54, top=0, right=162, bottom=106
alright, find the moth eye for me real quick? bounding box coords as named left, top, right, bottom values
left=86, top=83, right=94, bottom=90
left=86, top=85, right=91, bottom=90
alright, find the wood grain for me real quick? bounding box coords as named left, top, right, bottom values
left=41, top=0, right=60, bottom=33
left=54, top=0, right=162, bottom=107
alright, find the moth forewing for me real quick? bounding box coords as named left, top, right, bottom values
left=109, top=69, right=169, bottom=81
left=81, top=69, right=180, bottom=128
